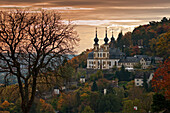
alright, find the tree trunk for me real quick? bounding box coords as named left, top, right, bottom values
left=20, top=76, right=37, bottom=113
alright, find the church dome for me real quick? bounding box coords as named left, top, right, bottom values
left=104, top=28, right=109, bottom=44
left=94, top=27, right=99, bottom=44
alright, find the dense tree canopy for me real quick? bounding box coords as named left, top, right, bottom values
left=116, top=65, right=131, bottom=81
left=152, top=59, right=170, bottom=99
left=155, top=31, right=170, bottom=58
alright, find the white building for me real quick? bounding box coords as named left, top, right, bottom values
left=86, top=29, right=162, bottom=70
left=80, top=76, right=86, bottom=83
left=87, top=28, right=125, bottom=70
left=134, top=71, right=154, bottom=86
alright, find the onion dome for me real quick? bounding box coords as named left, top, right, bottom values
left=111, top=30, right=115, bottom=43
left=104, top=27, right=109, bottom=44
left=94, top=27, right=99, bottom=44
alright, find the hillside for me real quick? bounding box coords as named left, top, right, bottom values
left=132, top=17, right=170, bottom=47
left=112, top=17, right=170, bottom=58
left=70, top=17, right=170, bottom=69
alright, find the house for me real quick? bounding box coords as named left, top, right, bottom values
left=53, top=86, right=60, bottom=95
left=134, top=71, right=154, bottom=86
left=118, top=57, right=139, bottom=68
left=80, top=76, right=86, bottom=83
left=154, top=57, right=163, bottom=64
left=135, top=55, right=151, bottom=69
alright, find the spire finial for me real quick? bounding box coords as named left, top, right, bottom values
left=112, top=29, right=113, bottom=37
left=105, top=27, right=107, bottom=37
left=110, top=29, right=115, bottom=48
left=94, top=27, right=99, bottom=44
left=104, top=27, right=109, bottom=44
left=96, top=27, right=97, bottom=37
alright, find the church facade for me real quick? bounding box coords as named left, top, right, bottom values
left=87, top=28, right=125, bottom=69
left=86, top=28, right=159, bottom=70
left=87, top=29, right=163, bottom=70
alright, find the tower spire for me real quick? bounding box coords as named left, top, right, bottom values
left=104, top=27, right=109, bottom=44
left=110, top=29, right=115, bottom=48
left=111, top=29, right=115, bottom=42
left=96, top=27, right=97, bottom=38
left=94, top=27, right=99, bottom=44
left=105, top=27, right=107, bottom=37
left=112, top=29, right=113, bottom=37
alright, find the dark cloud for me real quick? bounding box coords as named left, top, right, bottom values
left=0, top=0, right=43, bottom=3
left=0, top=0, right=170, bottom=7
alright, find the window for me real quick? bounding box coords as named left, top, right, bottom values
left=137, top=83, right=139, bottom=85
left=103, top=53, right=105, bottom=57
left=137, top=79, right=139, bottom=81
left=109, top=61, right=111, bottom=66
left=115, top=61, right=117, bottom=66
left=100, top=53, right=102, bottom=57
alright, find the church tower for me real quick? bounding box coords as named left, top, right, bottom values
left=93, top=28, right=99, bottom=59
left=103, top=27, right=109, bottom=59
left=110, top=30, right=116, bottom=48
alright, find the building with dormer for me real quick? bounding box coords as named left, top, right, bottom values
left=87, top=28, right=163, bottom=70
left=87, top=28, right=125, bottom=69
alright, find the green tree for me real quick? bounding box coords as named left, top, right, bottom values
left=82, top=106, right=95, bottom=113
left=90, top=92, right=100, bottom=112
left=151, top=93, right=166, bottom=112
left=113, top=87, right=125, bottom=102
left=123, top=98, right=142, bottom=113
left=155, top=31, right=170, bottom=58
left=116, top=65, right=131, bottom=81
left=91, top=81, right=98, bottom=91
left=58, top=63, right=76, bottom=86
left=116, top=31, right=123, bottom=48
left=140, top=93, right=153, bottom=113
left=161, top=17, right=168, bottom=22
left=90, top=70, right=103, bottom=81
left=97, top=93, right=122, bottom=112
left=97, top=78, right=110, bottom=91
left=75, top=91, right=81, bottom=112
left=143, top=73, right=148, bottom=91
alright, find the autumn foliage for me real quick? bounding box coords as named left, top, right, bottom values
left=152, top=58, right=170, bottom=99
left=68, top=49, right=92, bottom=69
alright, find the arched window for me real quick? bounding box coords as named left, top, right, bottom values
left=115, top=61, right=117, bottom=66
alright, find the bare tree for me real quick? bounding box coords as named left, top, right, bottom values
left=0, top=10, right=79, bottom=113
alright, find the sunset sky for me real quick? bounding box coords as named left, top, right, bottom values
left=0, top=0, right=170, bottom=53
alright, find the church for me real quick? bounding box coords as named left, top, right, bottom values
left=87, top=28, right=162, bottom=70
left=87, top=28, right=126, bottom=69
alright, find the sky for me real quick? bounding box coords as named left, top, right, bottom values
left=0, top=0, right=170, bottom=53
